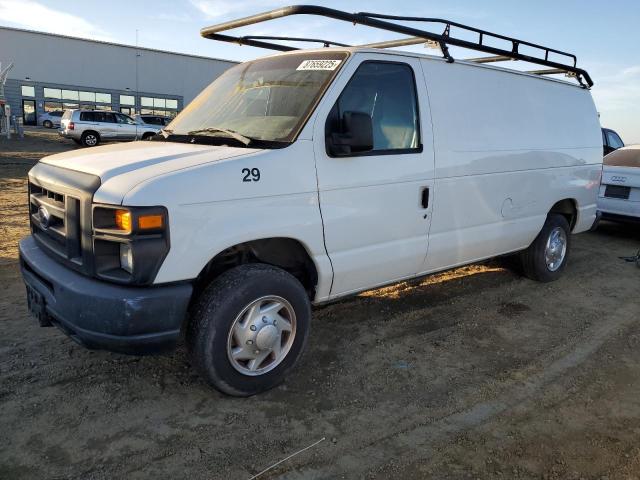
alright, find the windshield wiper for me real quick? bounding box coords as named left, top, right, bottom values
left=186, top=127, right=252, bottom=146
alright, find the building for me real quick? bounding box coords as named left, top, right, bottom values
left=0, top=26, right=237, bottom=126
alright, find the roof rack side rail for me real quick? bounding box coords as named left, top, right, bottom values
left=200, top=5, right=593, bottom=87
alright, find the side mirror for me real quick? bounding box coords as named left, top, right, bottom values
left=328, top=111, right=373, bottom=156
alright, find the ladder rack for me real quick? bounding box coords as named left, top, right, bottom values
left=200, top=5, right=593, bottom=88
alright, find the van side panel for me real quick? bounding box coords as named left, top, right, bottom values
left=419, top=59, right=602, bottom=273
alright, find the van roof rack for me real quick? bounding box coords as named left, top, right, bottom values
left=200, top=5, right=593, bottom=88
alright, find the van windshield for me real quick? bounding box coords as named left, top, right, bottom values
left=164, top=51, right=348, bottom=146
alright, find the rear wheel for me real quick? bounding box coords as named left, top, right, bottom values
left=43, top=120, right=53, bottom=129
left=142, top=132, right=155, bottom=140
left=81, top=131, right=100, bottom=147
left=187, top=264, right=311, bottom=396
left=520, top=214, right=571, bottom=282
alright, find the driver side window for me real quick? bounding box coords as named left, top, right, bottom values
left=116, top=113, right=135, bottom=125
left=326, top=61, right=421, bottom=154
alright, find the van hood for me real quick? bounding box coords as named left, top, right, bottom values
left=41, top=141, right=261, bottom=183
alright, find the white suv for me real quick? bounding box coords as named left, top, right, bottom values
left=59, top=109, right=161, bottom=147
left=20, top=44, right=602, bottom=396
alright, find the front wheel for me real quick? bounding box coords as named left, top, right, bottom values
left=520, top=214, right=571, bottom=282
left=187, top=264, right=311, bottom=396
left=43, top=120, right=53, bottom=128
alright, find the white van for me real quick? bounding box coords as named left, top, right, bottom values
left=20, top=7, right=602, bottom=396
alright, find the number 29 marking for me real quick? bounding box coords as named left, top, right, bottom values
left=242, top=168, right=261, bottom=182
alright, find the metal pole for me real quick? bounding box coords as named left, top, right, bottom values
left=135, top=29, right=139, bottom=115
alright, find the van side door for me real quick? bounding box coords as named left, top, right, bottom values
left=313, top=55, right=435, bottom=297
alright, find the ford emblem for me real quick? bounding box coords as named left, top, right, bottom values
left=38, top=206, right=51, bottom=229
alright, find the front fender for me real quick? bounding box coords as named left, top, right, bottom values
left=121, top=141, right=333, bottom=301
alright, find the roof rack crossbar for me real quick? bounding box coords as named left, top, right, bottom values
left=200, top=5, right=593, bottom=87
left=241, top=36, right=351, bottom=48
left=465, top=55, right=513, bottom=64
left=527, top=68, right=574, bottom=76
left=361, top=37, right=430, bottom=49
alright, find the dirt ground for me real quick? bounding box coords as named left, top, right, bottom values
left=1, top=128, right=640, bottom=480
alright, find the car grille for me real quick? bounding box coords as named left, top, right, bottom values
left=27, top=163, right=101, bottom=276
left=29, top=183, right=83, bottom=263
left=604, top=184, right=631, bottom=200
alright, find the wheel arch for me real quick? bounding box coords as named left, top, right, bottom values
left=191, top=237, right=320, bottom=305
left=81, top=130, right=101, bottom=141
left=549, top=198, right=578, bottom=231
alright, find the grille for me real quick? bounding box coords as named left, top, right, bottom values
left=27, top=163, right=100, bottom=276
left=29, top=182, right=82, bottom=263
left=604, top=184, right=631, bottom=200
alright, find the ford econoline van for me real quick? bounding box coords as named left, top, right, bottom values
left=20, top=6, right=603, bottom=396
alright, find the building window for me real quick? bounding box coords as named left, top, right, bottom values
left=79, top=91, right=95, bottom=102
left=44, top=88, right=62, bottom=99
left=140, top=108, right=177, bottom=118
left=42, top=88, right=111, bottom=106
left=141, top=96, right=178, bottom=110
left=62, top=103, right=79, bottom=110
left=95, top=104, right=111, bottom=111
left=120, top=95, right=135, bottom=106
left=21, top=85, right=35, bottom=97
left=120, top=106, right=134, bottom=115
left=62, top=90, right=79, bottom=101
left=95, top=92, right=111, bottom=104
left=44, top=101, right=63, bottom=112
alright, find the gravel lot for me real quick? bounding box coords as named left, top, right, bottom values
left=1, top=129, right=640, bottom=479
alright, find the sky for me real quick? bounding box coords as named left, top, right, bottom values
left=1, top=0, right=639, bottom=143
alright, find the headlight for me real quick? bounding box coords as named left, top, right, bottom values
left=92, top=205, right=170, bottom=285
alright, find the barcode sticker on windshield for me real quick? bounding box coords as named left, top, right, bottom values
left=296, top=59, right=342, bottom=71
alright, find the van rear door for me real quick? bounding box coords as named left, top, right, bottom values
left=313, top=54, right=435, bottom=297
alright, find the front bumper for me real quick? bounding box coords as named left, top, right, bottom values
left=19, top=236, right=193, bottom=354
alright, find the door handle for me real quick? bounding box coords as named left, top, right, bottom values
left=421, top=187, right=429, bottom=209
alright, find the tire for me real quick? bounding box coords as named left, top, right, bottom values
left=141, top=132, right=155, bottom=140
left=520, top=214, right=571, bottom=282
left=187, top=264, right=311, bottom=396
left=81, top=131, right=100, bottom=147
left=43, top=120, right=52, bottom=129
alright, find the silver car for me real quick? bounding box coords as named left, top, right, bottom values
left=39, top=110, right=63, bottom=128
left=59, top=109, right=162, bottom=147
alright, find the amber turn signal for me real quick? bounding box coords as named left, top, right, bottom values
left=138, top=214, right=163, bottom=230
left=114, top=209, right=132, bottom=232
